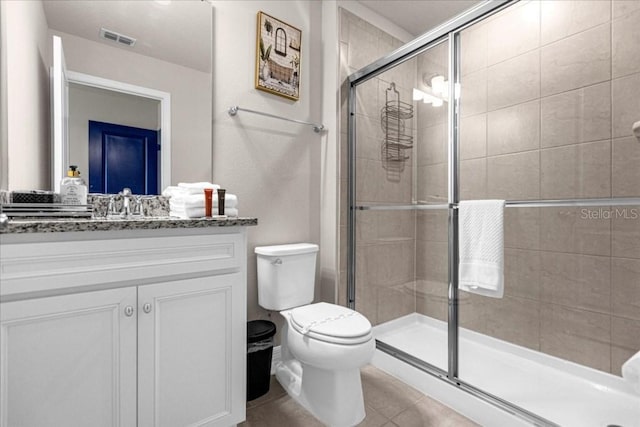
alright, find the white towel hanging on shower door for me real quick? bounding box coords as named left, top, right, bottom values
left=458, top=200, right=505, bottom=298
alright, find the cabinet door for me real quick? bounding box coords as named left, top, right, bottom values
left=0, top=288, right=137, bottom=427
left=138, top=273, right=246, bottom=427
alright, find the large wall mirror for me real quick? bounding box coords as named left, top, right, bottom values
left=0, top=0, right=213, bottom=194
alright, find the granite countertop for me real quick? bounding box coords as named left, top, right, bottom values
left=0, top=216, right=258, bottom=234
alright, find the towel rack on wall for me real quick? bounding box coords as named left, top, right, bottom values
left=228, top=105, right=325, bottom=133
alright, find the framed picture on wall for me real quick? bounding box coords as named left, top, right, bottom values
left=255, top=11, right=301, bottom=101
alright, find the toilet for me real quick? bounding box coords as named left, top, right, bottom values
left=255, top=243, right=375, bottom=427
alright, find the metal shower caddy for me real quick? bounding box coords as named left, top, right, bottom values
left=381, top=82, right=414, bottom=164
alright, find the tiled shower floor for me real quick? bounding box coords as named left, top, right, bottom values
left=240, top=365, right=478, bottom=426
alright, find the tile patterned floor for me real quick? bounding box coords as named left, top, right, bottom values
left=240, top=365, right=479, bottom=426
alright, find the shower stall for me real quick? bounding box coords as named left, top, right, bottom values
left=343, top=1, right=640, bottom=426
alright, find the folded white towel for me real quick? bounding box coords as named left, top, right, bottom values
left=169, top=194, right=200, bottom=205
left=170, top=206, right=205, bottom=218
left=458, top=200, right=505, bottom=298
left=163, top=183, right=220, bottom=197
left=162, top=186, right=211, bottom=197
left=217, top=193, right=238, bottom=208
left=170, top=207, right=239, bottom=219
left=177, top=182, right=219, bottom=189
left=169, top=193, right=238, bottom=209
left=178, top=182, right=219, bottom=192
left=161, top=186, right=183, bottom=198
left=622, top=350, right=640, bottom=394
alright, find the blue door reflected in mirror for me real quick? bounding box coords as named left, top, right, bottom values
left=88, top=121, right=159, bottom=195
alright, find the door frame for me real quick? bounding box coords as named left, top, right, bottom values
left=66, top=70, right=171, bottom=192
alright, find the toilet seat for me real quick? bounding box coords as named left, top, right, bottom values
left=289, top=302, right=372, bottom=345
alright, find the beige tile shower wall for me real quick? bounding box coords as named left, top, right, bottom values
left=415, top=210, right=449, bottom=322
left=458, top=0, right=640, bottom=375
left=338, top=8, right=418, bottom=325
left=356, top=210, right=417, bottom=325
left=416, top=41, right=449, bottom=205
left=414, top=39, right=451, bottom=322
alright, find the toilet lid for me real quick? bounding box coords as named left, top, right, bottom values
left=289, top=302, right=372, bottom=344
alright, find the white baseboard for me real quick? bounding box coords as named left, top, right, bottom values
left=271, top=345, right=281, bottom=375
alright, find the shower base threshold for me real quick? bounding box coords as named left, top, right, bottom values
left=372, top=313, right=640, bottom=427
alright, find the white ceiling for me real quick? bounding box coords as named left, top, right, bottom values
left=358, top=0, right=482, bottom=36
left=42, top=0, right=212, bottom=73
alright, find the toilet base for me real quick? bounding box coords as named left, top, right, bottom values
left=275, top=359, right=366, bottom=427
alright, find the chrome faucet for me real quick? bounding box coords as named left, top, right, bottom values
left=119, top=188, right=132, bottom=218
left=115, top=188, right=143, bottom=218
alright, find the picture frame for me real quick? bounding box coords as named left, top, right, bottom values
left=255, top=11, right=301, bottom=101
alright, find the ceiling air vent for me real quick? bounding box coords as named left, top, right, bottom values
left=100, top=28, right=136, bottom=47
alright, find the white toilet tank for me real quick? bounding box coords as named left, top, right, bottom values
left=255, top=243, right=319, bottom=311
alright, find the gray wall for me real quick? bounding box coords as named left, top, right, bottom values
left=211, top=0, right=325, bottom=339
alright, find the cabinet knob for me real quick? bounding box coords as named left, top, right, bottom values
left=124, top=306, right=134, bottom=317
left=143, top=303, right=152, bottom=314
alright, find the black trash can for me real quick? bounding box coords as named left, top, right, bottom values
left=247, top=320, right=277, bottom=401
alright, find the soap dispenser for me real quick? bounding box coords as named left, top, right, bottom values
left=60, top=165, right=88, bottom=205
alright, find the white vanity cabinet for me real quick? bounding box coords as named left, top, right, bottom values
left=1, top=287, right=138, bottom=427
left=0, top=226, right=248, bottom=427
left=137, top=273, right=244, bottom=427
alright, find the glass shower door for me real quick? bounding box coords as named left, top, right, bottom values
left=351, top=38, right=451, bottom=372
left=347, top=1, right=640, bottom=425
